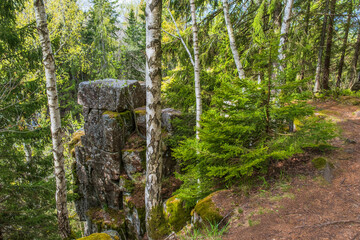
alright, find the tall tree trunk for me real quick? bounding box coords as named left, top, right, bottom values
left=190, top=0, right=202, bottom=140
left=336, top=1, right=352, bottom=88
left=33, top=0, right=71, bottom=239
left=350, top=28, right=360, bottom=86
left=277, top=0, right=294, bottom=73
left=145, top=0, right=163, bottom=239
left=300, top=0, right=311, bottom=81
left=314, top=0, right=330, bottom=92
left=222, top=0, right=245, bottom=79
left=321, top=0, right=337, bottom=90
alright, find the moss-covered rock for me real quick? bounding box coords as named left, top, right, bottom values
left=123, top=184, right=146, bottom=239
left=77, top=233, right=112, bottom=240
left=164, top=196, right=191, bottom=232
left=69, top=130, right=85, bottom=158
left=119, top=175, right=135, bottom=193
left=86, top=208, right=126, bottom=233
left=311, top=157, right=328, bottom=169
left=191, top=191, right=227, bottom=226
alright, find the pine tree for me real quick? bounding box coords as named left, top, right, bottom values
left=83, top=0, right=120, bottom=79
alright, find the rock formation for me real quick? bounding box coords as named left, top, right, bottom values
left=72, top=79, right=181, bottom=239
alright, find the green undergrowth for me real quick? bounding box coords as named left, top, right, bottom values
left=179, top=221, right=229, bottom=240
left=172, top=77, right=339, bottom=208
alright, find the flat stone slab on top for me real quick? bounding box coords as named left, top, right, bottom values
left=78, top=79, right=146, bottom=111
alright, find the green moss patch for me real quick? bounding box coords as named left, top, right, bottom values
left=311, top=157, right=327, bottom=169
left=164, top=196, right=191, bottom=232
left=77, top=233, right=112, bottom=240
left=69, top=130, right=85, bottom=158
left=120, top=175, right=135, bottom=193
left=147, top=205, right=171, bottom=239
left=103, top=110, right=133, bottom=126
left=193, top=193, right=223, bottom=224
left=134, top=107, right=146, bottom=115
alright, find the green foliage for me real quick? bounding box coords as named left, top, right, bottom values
left=119, top=5, right=146, bottom=80
left=173, top=71, right=338, bottom=204
left=180, top=221, right=229, bottom=240
left=82, top=0, right=120, bottom=79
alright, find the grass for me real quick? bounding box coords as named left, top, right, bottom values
left=180, top=221, right=229, bottom=240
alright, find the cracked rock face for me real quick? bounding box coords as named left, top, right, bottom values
left=73, top=79, right=180, bottom=238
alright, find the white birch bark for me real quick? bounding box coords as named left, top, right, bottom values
left=277, top=0, right=294, bottom=73
left=33, top=0, right=71, bottom=238
left=222, top=0, right=245, bottom=79
left=314, top=0, right=329, bottom=93
left=145, top=0, right=163, bottom=239
left=190, top=0, right=202, bottom=140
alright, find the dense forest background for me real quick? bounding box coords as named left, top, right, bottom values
left=1, top=0, right=359, bottom=238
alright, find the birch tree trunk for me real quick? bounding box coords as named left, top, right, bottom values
left=349, top=28, right=360, bottom=86
left=277, top=0, right=294, bottom=73
left=33, top=0, right=71, bottom=238
left=190, top=0, right=202, bottom=140
left=336, top=1, right=352, bottom=88
left=222, top=0, right=245, bottom=79
left=314, top=0, right=329, bottom=92
left=145, top=0, right=163, bottom=239
left=321, top=0, right=337, bottom=90
left=300, top=0, right=311, bottom=81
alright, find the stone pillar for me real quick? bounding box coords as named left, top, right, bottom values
left=72, top=79, right=181, bottom=239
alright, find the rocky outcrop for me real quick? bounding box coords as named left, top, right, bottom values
left=73, top=79, right=181, bottom=239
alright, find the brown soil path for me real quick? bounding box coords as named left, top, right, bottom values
left=223, top=100, right=360, bottom=240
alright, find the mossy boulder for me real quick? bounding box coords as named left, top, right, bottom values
left=191, top=190, right=237, bottom=226
left=311, top=157, right=334, bottom=169
left=164, top=196, right=191, bottom=232
left=77, top=233, right=113, bottom=240
left=191, top=193, right=223, bottom=225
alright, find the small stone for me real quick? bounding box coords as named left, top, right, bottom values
left=345, top=138, right=357, bottom=144
left=323, top=162, right=333, bottom=183
left=344, top=148, right=354, bottom=153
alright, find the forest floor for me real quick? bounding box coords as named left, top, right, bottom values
left=218, top=98, right=360, bottom=240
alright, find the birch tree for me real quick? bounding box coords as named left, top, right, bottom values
left=222, top=0, right=245, bottom=79
left=145, top=0, right=163, bottom=239
left=277, top=0, right=294, bottom=73
left=190, top=0, right=202, bottom=139
left=33, top=0, right=71, bottom=238
left=314, top=0, right=330, bottom=92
